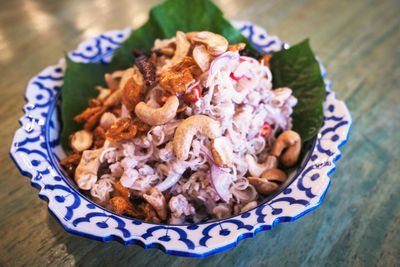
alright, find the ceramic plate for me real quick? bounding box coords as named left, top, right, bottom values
left=10, top=21, right=352, bottom=257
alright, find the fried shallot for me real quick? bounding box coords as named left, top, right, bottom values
left=159, top=57, right=201, bottom=94
left=121, top=66, right=146, bottom=114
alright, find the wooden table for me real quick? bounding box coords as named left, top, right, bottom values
left=1, top=0, right=399, bottom=266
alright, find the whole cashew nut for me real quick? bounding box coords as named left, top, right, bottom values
left=211, top=136, right=233, bottom=168
left=187, top=31, right=228, bottom=56
left=248, top=168, right=287, bottom=195
left=192, top=44, right=212, bottom=72
left=143, top=187, right=168, bottom=221
left=70, top=129, right=93, bottom=153
left=261, top=168, right=287, bottom=183
left=271, top=130, right=301, bottom=167
left=171, top=31, right=191, bottom=65
left=173, top=115, right=221, bottom=161
left=245, top=154, right=278, bottom=177
left=134, top=95, right=179, bottom=126
left=241, top=201, right=258, bottom=213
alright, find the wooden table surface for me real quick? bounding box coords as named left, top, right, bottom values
left=1, top=0, right=399, bottom=266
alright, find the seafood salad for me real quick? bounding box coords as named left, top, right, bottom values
left=60, top=31, right=301, bottom=224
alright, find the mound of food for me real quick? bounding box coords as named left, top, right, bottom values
left=61, top=30, right=301, bottom=224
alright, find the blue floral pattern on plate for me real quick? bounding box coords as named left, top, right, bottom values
left=10, top=21, right=352, bottom=258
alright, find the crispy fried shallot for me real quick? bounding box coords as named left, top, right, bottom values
left=105, top=117, right=150, bottom=142
left=93, top=126, right=106, bottom=148
left=74, top=106, right=107, bottom=131
left=60, top=153, right=81, bottom=178
left=114, top=181, right=130, bottom=199
left=159, top=57, right=201, bottom=94
left=109, top=196, right=160, bottom=223
left=228, top=42, right=246, bottom=52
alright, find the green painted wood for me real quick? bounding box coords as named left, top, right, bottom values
left=1, top=0, right=399, bottom=266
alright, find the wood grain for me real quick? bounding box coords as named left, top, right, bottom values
left=1, top=0, right=399, bottom=266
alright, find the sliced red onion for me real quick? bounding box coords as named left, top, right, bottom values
left=156, top=172, right=182, bottom=192
left=200, top=147, right=232, bottom=202
left=200, top=147, right=229, bottom=173
left=209, top=52, right=236, bottom=75
left=210, top=164, right=232, bottom=203
left=200, top=147, right=214, bottom=162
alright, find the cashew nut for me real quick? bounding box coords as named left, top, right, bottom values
left=143, top=187, right=167, bottom=220
left=247, top=177, right=278, bottom=195
left=241, top=201, right=258, bottom=213
left=95, top=86, right=111, bottom=102
left=118, top=68, right=134, bottom=90
left=104, top=70, right=124, bottom=90
left=103, top=68, right=134, bottom=107
left=75, top=148, right=103, bottom=190
left=70, top=129, right=93, bottom=153
left=245, top=154, right=278, bottom=177
left=192, top=44, right=211, bottom=72
left=261, top=168, right=287, bottom=183
left=99, top=112, right=117, bottom=130
left=211, top=136, right=233, bottom=168
left=248, top=168, right=287, bottom=195
left=187, top=31, right=228, bottom=56
left=173, top=115, right=221, bottom=161
left=159, top=47, right=175, bottom=56
left=153, top=37, right=176, bottom=50
left=103, top=89, right=122, bottom=107
left=230, top=183, right=257, bottom=204
left=134, top=95, right=179, bottom=126
left=171, top=31, right=191, bottom=65
left=271, top=130, right=301, bottom=167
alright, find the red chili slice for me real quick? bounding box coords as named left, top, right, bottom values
left=156, top=94, right=171, bottom=106
left=230, top=72, right=246, bottom=81
left=183, top=86, right=202, bottom=102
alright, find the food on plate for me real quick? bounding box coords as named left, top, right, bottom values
left=61, top=30, right=302, bottom=224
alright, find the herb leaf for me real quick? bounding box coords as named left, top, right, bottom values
left=270, top=39, right=325, bottom=143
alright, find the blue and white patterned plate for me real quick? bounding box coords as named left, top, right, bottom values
left=10, top=21, right=352, bottom=258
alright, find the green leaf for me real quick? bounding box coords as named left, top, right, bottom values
left=61, top=0, right=254, bottom=152
left=270, top=39, right=325, bottom=143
